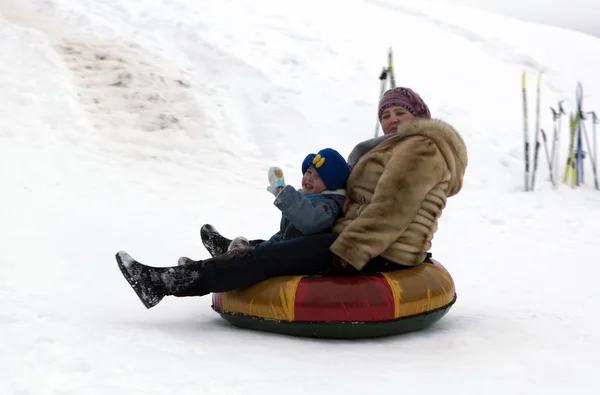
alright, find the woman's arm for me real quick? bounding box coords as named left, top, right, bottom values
left=330, top=136, right=445, bottom=270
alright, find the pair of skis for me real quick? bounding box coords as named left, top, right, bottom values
left=576, top=84, right=599, bottom=190
left=563, top=111, right=579, bottom=186
left=374, top=48, right=396, bottom=138
left=522, top=71, right=543, bottom=191
left=562, top=83, right=599, bottom=190
left=521, top=72, right=598, bottom=191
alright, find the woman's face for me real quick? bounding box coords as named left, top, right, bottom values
left=381, top=106, right=414, bottom=135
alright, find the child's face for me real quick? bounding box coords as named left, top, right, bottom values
left=302, top=166, right=327, bottom=194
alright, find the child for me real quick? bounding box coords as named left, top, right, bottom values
left=207, top=148, right=350, bottom=256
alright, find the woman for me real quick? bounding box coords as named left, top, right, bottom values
left=116, top=87, right=468, bottom=309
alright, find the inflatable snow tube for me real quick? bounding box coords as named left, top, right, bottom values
left=211, top=259, right=456, bottom=339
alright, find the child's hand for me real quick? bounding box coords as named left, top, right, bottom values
left=267, top=167, right=286, bottom=196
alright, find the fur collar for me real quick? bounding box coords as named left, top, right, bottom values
left=323, top=188, right=347, bottom=196
left=298, top=188, right=347, bottom=198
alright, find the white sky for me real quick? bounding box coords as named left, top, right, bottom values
left=432, top=0, right=600, bottom=38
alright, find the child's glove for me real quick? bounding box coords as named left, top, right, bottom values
left=267, top=166, right=286, bottom=196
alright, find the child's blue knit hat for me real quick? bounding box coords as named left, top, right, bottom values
left=301, top=148, right=350, bottom=190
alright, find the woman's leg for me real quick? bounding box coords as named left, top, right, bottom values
left=362, top=257, right=411, bottom=273
left=116, top=233, right=338, bottom=308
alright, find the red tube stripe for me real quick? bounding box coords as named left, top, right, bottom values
left=294, top=275, right=395, bottom=322
left=212, top=292, right=223, bottom=311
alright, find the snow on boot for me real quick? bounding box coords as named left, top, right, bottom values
left=116, top=251, right=207, bottom=309
left=200, top=224, right=232, bottom=258
left=227, top=236, right=251, bottom=254
left=177, top=256, right=195, bottom=266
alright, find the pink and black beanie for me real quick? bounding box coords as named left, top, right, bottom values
left=302, top=148, right=350, bottom=191
left=378, top=87, right=431, bottom=121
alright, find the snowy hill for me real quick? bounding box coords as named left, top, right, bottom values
left=2, top=0, right=600, bottom=394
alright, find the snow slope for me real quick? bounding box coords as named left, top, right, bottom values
left=1, top=0, right=600, bottom=394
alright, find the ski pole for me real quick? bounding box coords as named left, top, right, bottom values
left=550, top=101, right=565, bottom=188
left=594, top=112, right=598, bottom=183
left=587, top=111, right=598, bottom=182
left=581, top=112, right=599, bottom=190
left=594, top=112, right=598, bottom=176
left=550, top=108, right=559, bottom=187
left=540, top=129, right=553, bottom=184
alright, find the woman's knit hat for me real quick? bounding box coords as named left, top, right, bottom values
left=378, top=87, right=431, bottom=121
left=302, top=148, right=349, bottom=191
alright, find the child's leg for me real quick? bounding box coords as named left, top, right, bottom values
left=116, top=233, right=339, bottom=308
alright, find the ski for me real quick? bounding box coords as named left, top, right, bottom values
left=530, top=72, right=543, bottom=191
left=374, top=67, right=389, bottom=138
left=374, top=49, right=395, bottom=138
left=522, top=71, right=530, bottom=191
left=576, top=83, right=585, bottom=186
left=388, top=47, right=396, bottom=88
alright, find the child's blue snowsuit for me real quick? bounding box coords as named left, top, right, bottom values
left=268, top=185, right=346, bottom=243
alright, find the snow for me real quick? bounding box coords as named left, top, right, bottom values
left=117, top=251, right=134, bottom=268
left=429, top=0, right=600, bottom=39
left=1, top=0, right=600, bottom=393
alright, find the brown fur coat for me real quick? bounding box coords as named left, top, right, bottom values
left=330, top=118, right=468, bottom=269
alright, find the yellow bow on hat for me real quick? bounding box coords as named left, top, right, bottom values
left=312, top=154, right=325, bottom=168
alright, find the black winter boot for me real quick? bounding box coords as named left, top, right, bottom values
left=200, top=224, right=231, bottom=258
left=200, top=224, right=266, bottom=257
left=116, top=251, right=208, bottom=309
